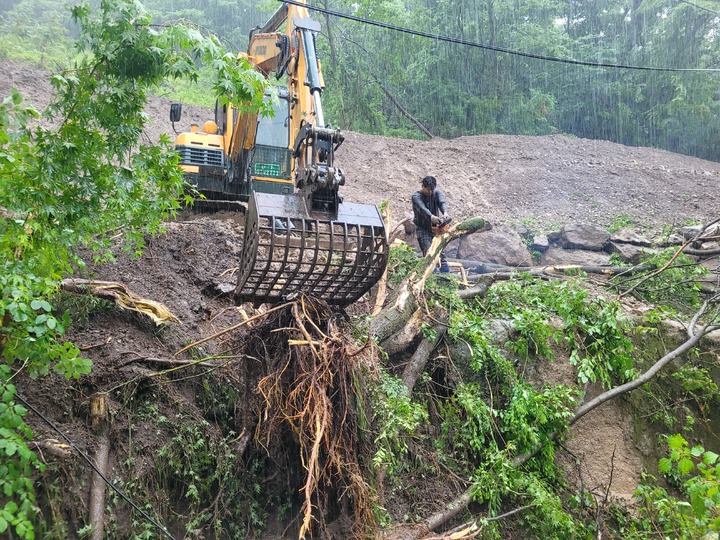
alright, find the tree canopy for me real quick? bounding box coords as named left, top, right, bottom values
left=2, top=0, right=719, bottom=159
left=0, top=1, right=268, bottom=536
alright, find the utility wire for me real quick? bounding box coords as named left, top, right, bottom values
left=15, top=393, right=176, bottom=540
left=679, top=0, right=720, bottom=17
left=283, top=0, right=720, bottom=73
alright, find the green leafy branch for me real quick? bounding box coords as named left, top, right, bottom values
left=0, top=1, right=271, bottom=537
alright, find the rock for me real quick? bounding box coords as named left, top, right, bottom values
left=680, top=225, right=704, bottom=240
left=540, top=247, right=612, bottom=266
left=532, top=235, right=550, bottom=252
left=610, top=228, right=652, bottom=247
left=556, top=223, right=610, bottom=251
left=486, top=319, right=517, bottom=343
left=444, top=238, right=461, bottom=259
left=605, top=242, right=657, bottom=264
left=206, top=281, right=236, bottom=296
left=402, top=212, right=415, bottom=235
left=681, top=223, right=720, bottom=240
left=655, top=232, right=685, bottom=246
left=456, top=226, right=533, bottom=267
left=703, top=224, right=720, bottom=237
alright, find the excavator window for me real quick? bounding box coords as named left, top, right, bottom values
left=214, top=102, right=227, bottom=135
left=255, top=93, right=290, bottom=148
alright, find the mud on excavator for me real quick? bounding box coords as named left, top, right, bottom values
left=169, top=1, right=388, bottom=307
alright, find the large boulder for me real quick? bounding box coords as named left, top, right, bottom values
left=456, top=225, right=533, bottom=267
left=681, top=223, right=720, bottom=240
left=556, top=223, right=610, bottom=251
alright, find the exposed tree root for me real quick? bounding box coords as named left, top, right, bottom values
left=60, top=278, right=179, bottom=324
left=255, top=295, right=377, bottom=539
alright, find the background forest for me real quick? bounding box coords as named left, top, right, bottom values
left=1, top=0, right=719, bottom=161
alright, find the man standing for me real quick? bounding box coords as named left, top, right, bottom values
left=412, top=175, right=450, bottom=272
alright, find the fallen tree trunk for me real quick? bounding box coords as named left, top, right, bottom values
left=451, top=260, right=652, bottom=276
left=401, top=322, right=446, bottom=391
left=88, top=394, right=110, bottom=540
left=371, top=217, right=490, bottom=347
left=380, top=307, right=427, bottom=356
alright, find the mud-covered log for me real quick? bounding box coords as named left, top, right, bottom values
left=27, top=439, right=72, bottom=459
left=88, top=394, right=110, bottom=540
left=60, top=278, right=179, bottom=325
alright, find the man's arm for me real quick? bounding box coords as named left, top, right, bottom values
left=412, top=191, right=433, bottom=219
left=435, top=189, right=449, bottom=216
left=412, top=192, right=441, bottom=226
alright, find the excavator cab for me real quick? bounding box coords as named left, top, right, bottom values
left=245, top=90, right=293, bottom=196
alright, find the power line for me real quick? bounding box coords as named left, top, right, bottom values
left=679, top=0, right=720, bottom=17
left=283, top=0, right=720, bottom=73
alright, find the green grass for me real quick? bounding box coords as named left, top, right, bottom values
left=607, top=213, right=635, bottom=233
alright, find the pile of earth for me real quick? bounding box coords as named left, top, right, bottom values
left=3, top=59, right=719, bottom=233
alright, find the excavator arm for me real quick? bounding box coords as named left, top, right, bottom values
left=234, top=1, right=388, bottom=307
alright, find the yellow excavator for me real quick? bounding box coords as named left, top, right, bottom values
left=170, top=1, right=388, bottom=307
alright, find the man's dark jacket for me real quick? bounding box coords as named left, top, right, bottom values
left=412, top=188, right=448, bottom=230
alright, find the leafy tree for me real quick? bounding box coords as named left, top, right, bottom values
left=0, top=0, right=75, bottom=64
left=0, top=0, right=268, bottom=537
left=4, top=0, right=720, bottom=160
left=624, top=434, right=720, bottom=538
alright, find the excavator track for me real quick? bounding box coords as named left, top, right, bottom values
left=235, top=192, right=388, bottom=306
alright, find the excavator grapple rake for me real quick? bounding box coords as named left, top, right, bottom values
left=236, top=192, right=388, bottom=306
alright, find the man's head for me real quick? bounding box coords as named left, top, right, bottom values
left=421, top=175, right=437, bottom=195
